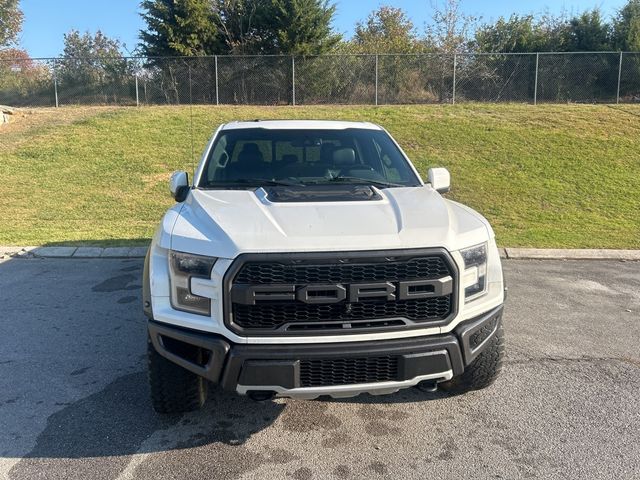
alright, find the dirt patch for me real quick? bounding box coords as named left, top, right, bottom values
left=0, top=106, right=120, bottom=149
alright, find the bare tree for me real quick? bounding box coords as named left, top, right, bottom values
left=213, top=0, right=265, bottom=55
left=425, top=0, right=478, bottom=53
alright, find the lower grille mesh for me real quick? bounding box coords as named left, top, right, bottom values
left=299, top=356, right=399, bottom=387
left=233, top=297, right=451, bottom=330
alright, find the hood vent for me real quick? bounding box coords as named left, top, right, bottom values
left=263, top=185, right=382, bottom=203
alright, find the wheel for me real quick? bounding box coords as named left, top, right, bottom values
left=147, top=335, right=207, bottom=414
left=441, top=323, right=505, bottom=395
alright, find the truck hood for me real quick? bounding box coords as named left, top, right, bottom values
left=169, top=186, right=491, bottom=258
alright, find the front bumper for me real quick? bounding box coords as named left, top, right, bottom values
left=148, top=305, right=503, bottom=399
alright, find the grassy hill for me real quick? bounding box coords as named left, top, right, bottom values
left=1, top=104, right=639, bottom=248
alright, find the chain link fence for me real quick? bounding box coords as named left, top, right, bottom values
left=1, top=52, right=639, bottom=107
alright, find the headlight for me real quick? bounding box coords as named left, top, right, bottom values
left=460, top=243, right=488, bottom=302
left=169, top=251, right=217, bottom=316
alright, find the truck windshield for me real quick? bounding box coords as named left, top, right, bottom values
left=198, top=128, right=421, bottom=189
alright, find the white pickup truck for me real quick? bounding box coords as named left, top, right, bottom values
left=143, top=120, right=505, bottom=413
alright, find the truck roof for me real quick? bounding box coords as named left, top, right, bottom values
left=220, top=119, right=383, bottom=131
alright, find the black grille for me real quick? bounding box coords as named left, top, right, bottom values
left=233, top=297, right=451, bottom=329
left=235, top=256, right=450, bottom=284
left=300, top=356, right=399, bottom=387
left=226, top=251, right=456, bottom=335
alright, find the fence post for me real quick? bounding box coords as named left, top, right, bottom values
left=375, top=54, right=378, bottom=106
left=135, top=73, right=139, bottom=107
left=214, top=55, right=219, bottom=105
left=188, top=63, right=193, bottom=107
left=52, top=58, right=59, bottom=108
left=452, top=53, right=457, bottom=105
left=533, top=53, right=539, bottom=105
left=616, top=51, right=623, bottom=104
left=292, top=56, right=296, bottom=106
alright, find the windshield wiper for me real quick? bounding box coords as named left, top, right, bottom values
left=320, top=176, right=405, bottom=188
left=242, top=178, right=305, bottom=186
left=202, top=178, right=305, bottom=188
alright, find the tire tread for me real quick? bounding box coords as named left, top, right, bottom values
left=147, top=337, right=207, bottom=414
left=441, top=323, right=505, bottom=394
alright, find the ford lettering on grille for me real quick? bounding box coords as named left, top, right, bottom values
left=224, top=251, right=458, bottom=334
left=231, top=277, right=453, bottom=305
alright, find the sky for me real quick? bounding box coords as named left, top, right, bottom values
left=19, top=0, right=628, bottom=58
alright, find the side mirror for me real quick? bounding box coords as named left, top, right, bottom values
left=427, top=167, right=450, bottom=194
left=169, top=170, right=190, bottom=202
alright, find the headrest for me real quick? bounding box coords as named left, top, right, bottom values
left=238, top=143, right=263, bottom=163
left=240, top=143, right=261, bottom=155
left=332, top=147, right=356, bottom=166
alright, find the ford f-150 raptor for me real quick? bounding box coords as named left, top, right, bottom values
left=143, top=120, right=505, bottom=413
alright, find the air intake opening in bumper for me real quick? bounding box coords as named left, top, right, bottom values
left=147, top=305, right=503, bottom=396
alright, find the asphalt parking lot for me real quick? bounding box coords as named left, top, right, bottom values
left=0, top=257, right=638, bottom=480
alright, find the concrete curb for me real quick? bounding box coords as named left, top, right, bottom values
left=0, top=246, right=149, bottom=259
left=1, top=246, right=639, bottom=261
left=503, top=248, right=640, bottom=261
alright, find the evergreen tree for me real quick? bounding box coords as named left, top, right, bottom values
left=567, top=9, right=612, bottom=51
left=139, top=0, right=222, bottom=57
left=268, top=0, right=340, bottom=55
left=213, top=0, right=339, bottom=55
left=613, top=0, right=640, bottom=51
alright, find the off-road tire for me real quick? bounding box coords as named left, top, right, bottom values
left=441, top=323, right=505, bottom=395
left=147, top=336, right=207, bottom=414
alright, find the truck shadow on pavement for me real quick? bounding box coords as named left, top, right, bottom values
left=3, top=254, right=450, bottom=479
left=14, top=373, right=284, bottom=462
left=14, top=371, right=444, bottom=465
left=9, top=373, right=286, bottom=479
left=0, top=255, right=283, bottom=478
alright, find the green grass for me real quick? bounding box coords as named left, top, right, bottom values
left=1, top=104, right=639, bottom=248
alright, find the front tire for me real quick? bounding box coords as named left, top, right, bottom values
left=147, top=335, right=208, bottom=414
left=441, top=323, right=505, bottom=395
